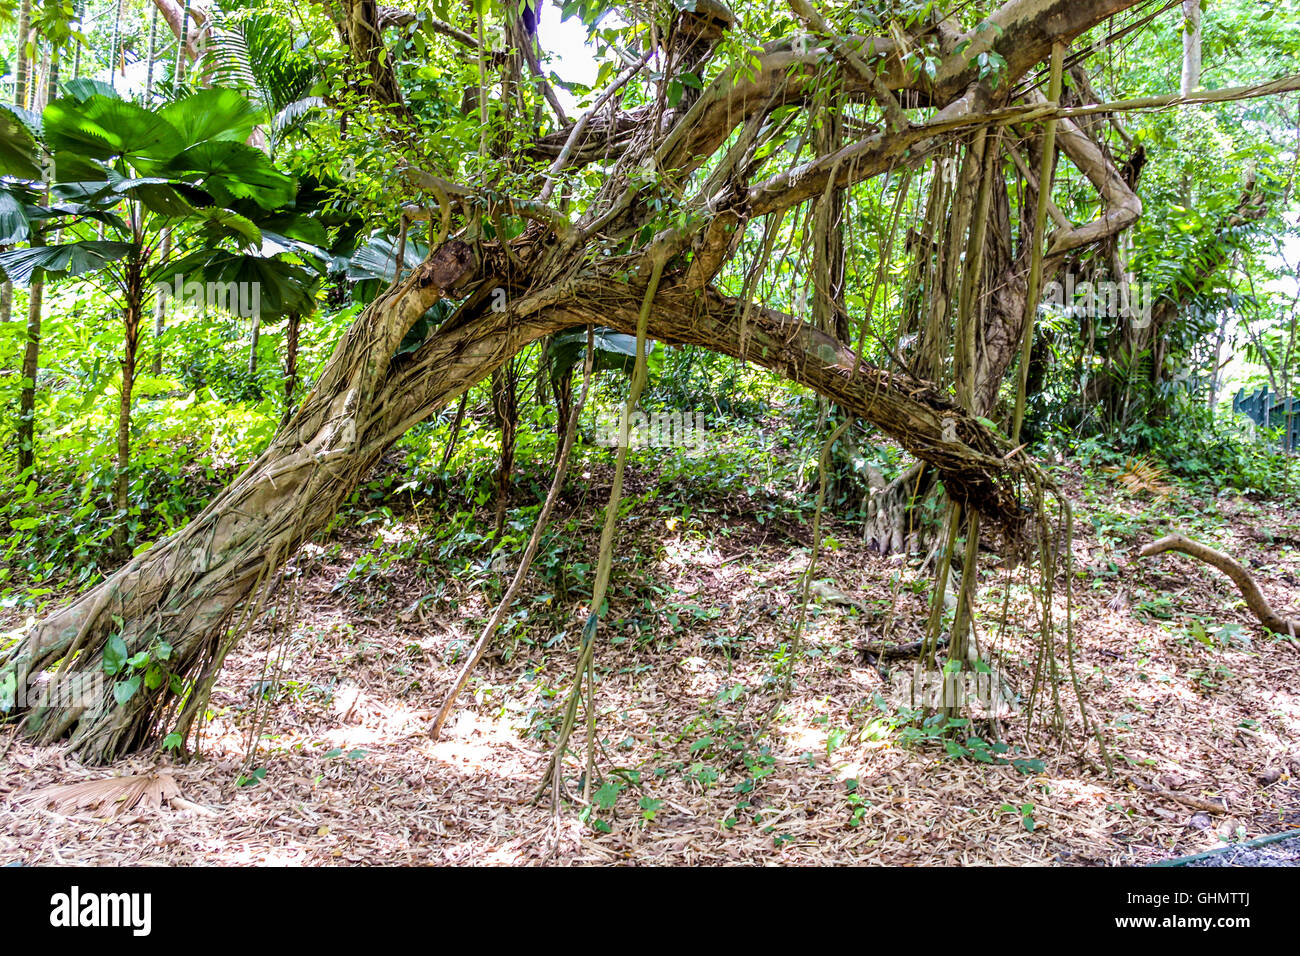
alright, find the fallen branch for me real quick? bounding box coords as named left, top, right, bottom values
left=858, top=635, right=949, bottom=664
left=1126, top=775, right=1227, bottom=815
left=1138, top=533, right=1300, bottom=641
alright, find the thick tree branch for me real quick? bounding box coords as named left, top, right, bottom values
left=1139, top=534, right=1300, bottom=641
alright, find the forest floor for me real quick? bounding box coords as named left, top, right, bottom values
left=2, top=456, right=1299, bottom=866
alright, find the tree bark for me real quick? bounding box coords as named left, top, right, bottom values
left=281, top=310, right=300, bottom=427
left=1181, top=0, right=1203, bottom=98
left=14, top=0, right=32, bottom=109
left=248, top=315, right=260, bottom=376
left=152, top=230, right=170, bottom=376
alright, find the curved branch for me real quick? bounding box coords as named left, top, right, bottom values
left=662, top=0, right=1143, bottom=179
left=787, top=0, right=909, bottom=133
left=401, top=164, right=574, bottom=239
left=1139, top=533, right=1300, bottom=640
left=1031, top=89, right=1143, bottom=264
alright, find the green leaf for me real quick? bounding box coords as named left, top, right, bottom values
left=107, top=175, right=197, bottom=218
left=548, top=327, right=657, bottom=383
left=162, top=141, right=296, bottom=210
left=44, top=95, right=186, bottom=168
left=0, top=240, right=132, bottom=285
left=113, top=676, right=141, bottom=705
left=153, top=250, right=317, bottom=321
left=0, top=104, right=41, bottom=179
left=238, top=767, right=267, bottom=786
left=343, top=232, right=428, bottom=284
left=61, top=78, right=121, bottom=103
left=191, top=207, right=264, bottom=248
left=103, top=634, right=128, bottom=677
left=255, top=211, right=329, bottom=263
left=592, top=780, right=622, bottom=809
left=158, top=88, right=266, bottom=146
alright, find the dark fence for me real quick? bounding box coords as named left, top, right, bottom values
left=1232, top=385, right=1298, bottom=451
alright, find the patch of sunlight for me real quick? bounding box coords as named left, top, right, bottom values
left=224, top=846, right=306, bottom=865
left=377, top=523, right=419, bottom=546
left=429, top=710, right=538, bottom=776
left=776, top=720, right=827, bottom=754
left=1041, top=777, right=1112, bottom=806
left=322, top=726, right=387, bottom=748
left=657, top=534, right=725, bottom=571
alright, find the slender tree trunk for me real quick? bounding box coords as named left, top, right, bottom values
left=1207, top=308, right=1230, bottom=410
left=14, top=44, right=55, bottom=472
left=550, top=367, right=573, bottom=462
left=280, top=310, right=300, bottom=427
left=42, top=48, right=59, bottom=114
left=174, top=0, right=193, bottom=87
left=144, top=3, right=162, bottom=103
left=30, top=50, right=48, bottom=112
left=17, top=281, right=42, bottom=474
left=491, top=361, right=519, bottom=542
left=151, top=233, right=170, bottom=376
left=248, top=315, right=261, bottom=375
left=3, top=0, right=31, bottom=338
left=811, top=102, right=848, bottom=344
left=108, top=0, right=124, bottom=88
left=14, top=0, right=32, bottom=109
left=114, top=264, right=145, bottom=558
left=1181, top=0, right=1203, bottom=98
left=71, top=0, right=85, bottom=80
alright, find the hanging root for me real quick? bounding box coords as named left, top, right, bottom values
left=1139, top=533, right=1300, bottom=644
left=536, top=254, right=667, bottom=807
left=430, top=328, right=597, bottom=740
left=898, top=451, right=1109, bottom=771
left=1016, top=465, right=1111, bottom=771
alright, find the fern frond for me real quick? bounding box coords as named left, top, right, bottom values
left=1104, top=456, right=1172, bottom=497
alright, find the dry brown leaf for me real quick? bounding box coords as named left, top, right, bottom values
left=19, top=771, right=183, bottom=817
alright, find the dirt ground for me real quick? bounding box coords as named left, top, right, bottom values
left=2, top=463, right=1298, bottom=865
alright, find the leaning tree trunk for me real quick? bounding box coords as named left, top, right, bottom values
left=2, top=246, right=482, bottom=760
left=1, top=240, right=1032, bottom=762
